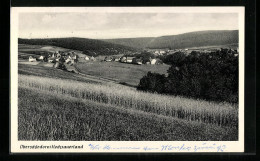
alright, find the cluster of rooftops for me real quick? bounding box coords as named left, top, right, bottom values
left=29, top=51, right=78, bottom=64
left=103, top=56, right=162, bottom=65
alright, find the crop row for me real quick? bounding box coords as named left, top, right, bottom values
left=19, top=75, right=238, bottom=127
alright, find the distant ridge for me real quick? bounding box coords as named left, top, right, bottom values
left=102, top=30, right=238, bottom=49
left=18, top=37, right=137, bottom=56
left=19, top=30, right=238, bottom=56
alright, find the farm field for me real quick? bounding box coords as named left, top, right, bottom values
left=18, top=44, right=86, bottom=59
left=75, top=61, right=170, bottom=87
left=18, top=75, right=238, bottom=141
left=19, top=63, right=108, bottom=85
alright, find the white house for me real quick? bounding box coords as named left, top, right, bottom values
left=29, top=56, right=36, bottom=62
left=120, top=57, right=127, bottom=63
left=38, top=55, right=44, bottom=60
left=126, top=57, right=135, bottom=63
left=85, top=56, right=90, bottom=61
left=150, top=59, right=157, bottom=65
left=154, top=51, right=159, bottom=54
left=159, top=50, right=166, bottom=54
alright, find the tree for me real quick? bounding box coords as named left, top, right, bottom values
left=137, top=49, right=238, bottom=103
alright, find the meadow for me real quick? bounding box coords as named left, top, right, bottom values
left=75, top=61, right=170, bottom=86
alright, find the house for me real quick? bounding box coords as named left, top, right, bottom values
left=132, top=58, right=142, bottom=65
left=126, top=57, right=135, bottom=63
left=37, top=55, right=45, bottom=61
left=150, top=59, right=157, bottom=65
left=48, top=57, right=55, bottom=63
left=65, top=56, right=72, bottom=63
left=28, top=56, right=36, bottom=62
left=114, top=58, right=120, bottom=62
left=52, top=53, right=56, bottom=58
left=72, top=54, right=77, bottom=60
left=112, top=56, right=121, bottom=62
left=56, top=53, right=61, bottom=58
left=85, top=56, right=90, bottom=61
left=159, top=50, right=166, bottom=54
left=104, top=56, right=113, bottom=62
left=90, top=56, right=96, bottom=61
left=120, top=57, right=127, bottom=63
left=38, top=55, right=44, bottom=60
left=154, top=59, right=163, bottom=65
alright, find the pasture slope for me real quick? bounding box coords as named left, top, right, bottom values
left=75, top=61, right=170, bottom=87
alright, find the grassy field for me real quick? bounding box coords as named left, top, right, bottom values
left=18, top=85, right=238, bottom=141
left=19, top=74, right=238, bottom=127
left=75, top=61, right=170, bottom=86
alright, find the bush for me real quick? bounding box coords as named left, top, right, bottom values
left=137, top=72, right=166, bottom=93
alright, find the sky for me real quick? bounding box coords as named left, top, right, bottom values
left=19, top=13, right=238, bottom=39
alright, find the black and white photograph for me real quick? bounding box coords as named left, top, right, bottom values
left=10, top=7, right=245, bottom=153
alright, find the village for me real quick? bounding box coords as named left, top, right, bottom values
left=28, top=50, right=165, bottom=66
left=27, top=47, right=239, bottom=72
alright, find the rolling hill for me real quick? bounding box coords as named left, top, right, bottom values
left=18, top=37, right=138, bottom=56
left=103, top=30, right=238, bottom=49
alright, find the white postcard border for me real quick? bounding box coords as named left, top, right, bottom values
left=10, top=7, right=245, bottom=153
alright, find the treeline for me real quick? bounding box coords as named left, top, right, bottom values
left=146, top=30, right=238, bottom=49
left=138, top=49, right=238, bottom=103
left=18, top=38, right=137, bottom=56
left=102, top=30, right=238, bottom=49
